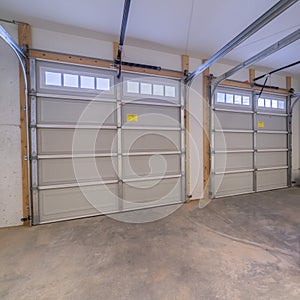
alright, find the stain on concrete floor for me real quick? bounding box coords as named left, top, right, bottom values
left=1, top=188, right=300, bottom=299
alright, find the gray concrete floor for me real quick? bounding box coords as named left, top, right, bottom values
left=1, top=188, right=300, bottom=300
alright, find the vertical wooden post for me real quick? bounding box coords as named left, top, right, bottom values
left=202, top=59, right=210, bottom=198
left=286, top=76, right=292, bottom=91
left=182, top=55, right=190, bottom=201
left=113, top=41, right=119, bottom=61
left=249, top=68, right=255, bottom=84
left=181, top=55, right=189, bottom=74
left=18, top=23, right=31, bottom=226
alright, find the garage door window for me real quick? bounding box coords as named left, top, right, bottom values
left=40, top=65, right=114, bottom=95
left=45, top=71, right=62, bottom=86
left=124, top=76, right=179, bottom=101
left=216, top=92, right=250, bottom=107
left=256, top=97, right=286, bottom=111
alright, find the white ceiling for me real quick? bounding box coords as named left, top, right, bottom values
left=0, top=0, right=299, bottom=75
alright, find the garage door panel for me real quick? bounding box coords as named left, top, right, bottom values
left=214, top=173, right=253, bottom=197
left=123, top=178, right=181, bottom=210
left=38, top=128, right=117, bottom=154
left=256, top=152, right=287, bottom=169
left=123, top=154, right=180, bottom=178
left=214, top=153, right=253, bottom=172
left=122, top=104, right=180, bottom=128
left=39, top=184, right=119, bottom=222
left=213, top=88, right=289, bottom=198
left=215, top=132, right=253, bottom=150
left=122, top=130, right=180, bottom=153
left=256, top=133, right=287, bottom=149
left=38, top=157, right=117, bottom=185
left=215, top=111, right=252, bottom=130
left=31, top=62, right=184, bottom=224
left=37, top=98, right=116, bottom=126
left=257, top=115, right=287, bottom=131
left=257, top=169, right=287, bottom=191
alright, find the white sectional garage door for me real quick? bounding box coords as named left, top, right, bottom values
left=211, top=87, right=290, bottom=198
left=30, top=59, right=185, bottom=224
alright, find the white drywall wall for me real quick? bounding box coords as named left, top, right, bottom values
left=32, top=27, right=113, bottom=61
left=0, top=22, right=23, bottom=227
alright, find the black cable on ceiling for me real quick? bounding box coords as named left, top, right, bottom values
left=254, top=60, right=300, bottom=96
left=254, top=60, right=300, bottom=82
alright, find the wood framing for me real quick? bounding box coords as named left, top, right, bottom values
left=286, top=76, right=292, bottom=91
left=203, top=59, right=210, bottom=198
left=249, top=68, right=255, bottom=83
left=18, top=23, right=31, bottom=226
left=113, top=41, right=118, bottom=61
left=181, top=55, right=189, bottom=73
left=29, top=49, right=184, bottom=79
left=182, top=55, right=190, bottom=202
left=221, top=79, right=289, bottom=95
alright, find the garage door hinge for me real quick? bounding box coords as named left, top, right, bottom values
left=29, top=89, right=36, bottom=97
left=21, top=215, right=32, bottom=222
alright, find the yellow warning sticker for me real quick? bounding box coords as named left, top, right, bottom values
left=127, top=114, right=138, bottom=122
left=258, top=121, right=265, bottom=129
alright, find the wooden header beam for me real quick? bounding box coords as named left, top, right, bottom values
left=221, top=79, right=290, bottom=95
left=29, top=49, right=184, bottom=79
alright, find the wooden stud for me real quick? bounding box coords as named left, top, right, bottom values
left=113, top=41, right=119, bottom=61
left=29, top=49, right=184, bottom=79
left=182, top=55, right=191, bottom=202
left=181, top=55, right=189, bottom=74
left=18, top=24, right=31, bottom=226
left=286, top=76, right=292, bottom=91
left=202, top=59, right=210, bottom=199
left=249, top=68, right=255, bottom=84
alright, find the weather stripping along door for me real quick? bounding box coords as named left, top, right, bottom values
left=30, top=60, right=185, bottom=224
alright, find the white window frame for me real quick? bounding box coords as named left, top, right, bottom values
left=38, top=62, right=115, bottom=97
left=122, top=73, right=180, bottom=104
